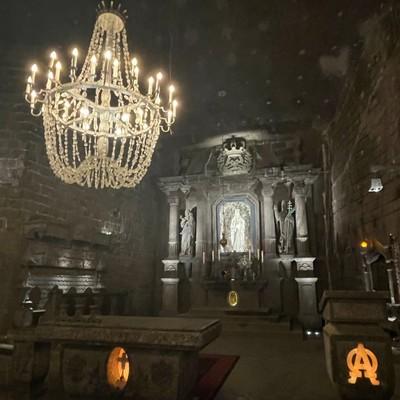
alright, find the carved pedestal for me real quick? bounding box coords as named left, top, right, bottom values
left=320, top=291, right=395, bottom=400
left=294, top=257, right=321, bottom=330
left=161, top=260, right=181, bottom=316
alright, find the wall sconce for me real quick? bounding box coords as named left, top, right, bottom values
left=368, top=163, right=400, bottom=193
left=368, top=178, right=383, bottom=193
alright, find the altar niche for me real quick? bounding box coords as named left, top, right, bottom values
left=214, top=195, right=258, bottom=255
left=158, top=132, right=322, bottom=329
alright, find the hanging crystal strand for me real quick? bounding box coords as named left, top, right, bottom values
left=71, top=131, right=77, bottom=168
left=117, top=138, right=126, bottom=166
left=100, top=159, right=105, bottom=189
left=82, top=133, right=88, bottom=158
left=94, top=159, right=99, bottom=189
left=125, top=137, right=135, bottom=168
left=121, top=29, right=132, bottom=88
left=129, top=136, right=142, bottom=168
left=78, top=24, right=99, bottom=81
left=63, top=132, right=69, bottom=167
left=111, top=137, right=117, bottom=160
left=86, top=169, right=93, bottom=188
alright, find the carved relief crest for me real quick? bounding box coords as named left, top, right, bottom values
left=217, top=137, right=253, bottom=176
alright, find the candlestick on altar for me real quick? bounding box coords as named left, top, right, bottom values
left=248, top=249, right=251, bottom=261
left=211, top=250, right=215, bottom=263
left=202, top=251, right=205, bottom=265
left=261, top=250, right=264, bottom=264
left=257, top=248, right=260, bottom=260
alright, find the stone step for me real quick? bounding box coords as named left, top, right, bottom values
left=181, top=308, right=295, bottom=334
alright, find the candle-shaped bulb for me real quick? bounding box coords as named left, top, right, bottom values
left=90, top=55, right=97, bottom=76
left=49, top=51, right=57, bottom=68
left=168, top=85, right=175, bottom=104
left=112, top=59, right=119, bottom=79
left=155, top=72, right=163, bottom=93
left=30, top=90, right=37, bottom=108
left=148, top=76, right=154, bottom=95
left=121, top=112, right=130, bottom=123
left=25, top=76, right=33, bottom=95
left=167, top=109, right=173, bottom=125
left=80, top=106, right=89, bottom=117
left=137, top=108, right=144, bottom=125
left=71, top=48, right=78, bottom=68
left=132, top=57, right=138, bottom=67
left=134, top=66, right=139, bottom=82
left=172, top=100, right=178, bottom=118
left=104, top=50, right=112, bottom=61
left=46, top=71, right=54, bottom=90
left=31, top=64, right=38, bottom=84
left=55, top=61, right=62, bottom=82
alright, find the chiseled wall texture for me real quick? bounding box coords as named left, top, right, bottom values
left=0, top=48, right=170, bottom=332
left=326, top=6, right=400, bottom=288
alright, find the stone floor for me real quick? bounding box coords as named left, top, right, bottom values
left=202, top=319, right=400, bottom=400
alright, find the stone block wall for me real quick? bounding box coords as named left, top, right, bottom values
left=0, top=47, right=171, bottom=332
left=325, top=5, right=400, bottom=288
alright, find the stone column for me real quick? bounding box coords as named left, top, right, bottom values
left=293, top=180, right=310, bottom=256
left=166, top=192, right=180, bottom=259
left=195, top=192, right=206, bottom=260
left=160, top=188, right=182, bottom=316
left=192, top=190, right=208, bottom=308
left=260, top=179, right=277, bottom=256
left=260, top=179, right=281, bottom=313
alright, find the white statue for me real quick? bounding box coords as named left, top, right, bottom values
left=230, top=209, right=246, bottom=252
left=180, top=209, right=195, bottom=256
left=274, top=200, right=295, bottom=254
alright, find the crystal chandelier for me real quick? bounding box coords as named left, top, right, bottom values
left=24, top=1, right=178, bottom=189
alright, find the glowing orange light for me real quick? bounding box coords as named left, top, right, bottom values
left=347, top=343, right=380, bottom=386
left=107, top=347, right=130, bottom=391
left=360, top=241, right=369, bottom=249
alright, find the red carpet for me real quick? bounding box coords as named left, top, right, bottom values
left=193, top=354, right=240, bottom=400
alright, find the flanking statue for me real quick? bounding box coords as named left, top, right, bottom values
left=274, top=200, right=295, bottom=255
left=180, top=208, right=195, bottom=256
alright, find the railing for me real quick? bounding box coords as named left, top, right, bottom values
left=14, top=285, right=130, bottom=328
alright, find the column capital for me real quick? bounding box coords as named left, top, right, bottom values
left=166, top=193, right=180, bottom=206
left=158, top=177, right=190, bottom=201
left=292, top=180, right=307, bottom=197
left=259, top=178, right=276, bottom=197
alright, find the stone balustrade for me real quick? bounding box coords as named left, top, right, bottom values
left=14, top=286, right=130, bottom=328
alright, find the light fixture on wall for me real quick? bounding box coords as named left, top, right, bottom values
left=368, top=163, right=400, bottom=194
left=24, top=1, right=178, bottom=189
left=368, top=178, right=383, bottom=193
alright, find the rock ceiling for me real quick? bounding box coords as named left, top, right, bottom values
left=0, top=0, right=389, bottom=145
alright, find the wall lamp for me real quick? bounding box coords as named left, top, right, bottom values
left=369, top=164, right=400, bottom=193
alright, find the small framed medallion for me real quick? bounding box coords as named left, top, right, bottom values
left=228, top=290, right=239, bottom=307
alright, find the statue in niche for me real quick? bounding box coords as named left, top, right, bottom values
left=230, top=209, right=246, bottom=252
left=180, top=209, right=195, bottom=256
left=274, top=200, right=295, bottom=254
